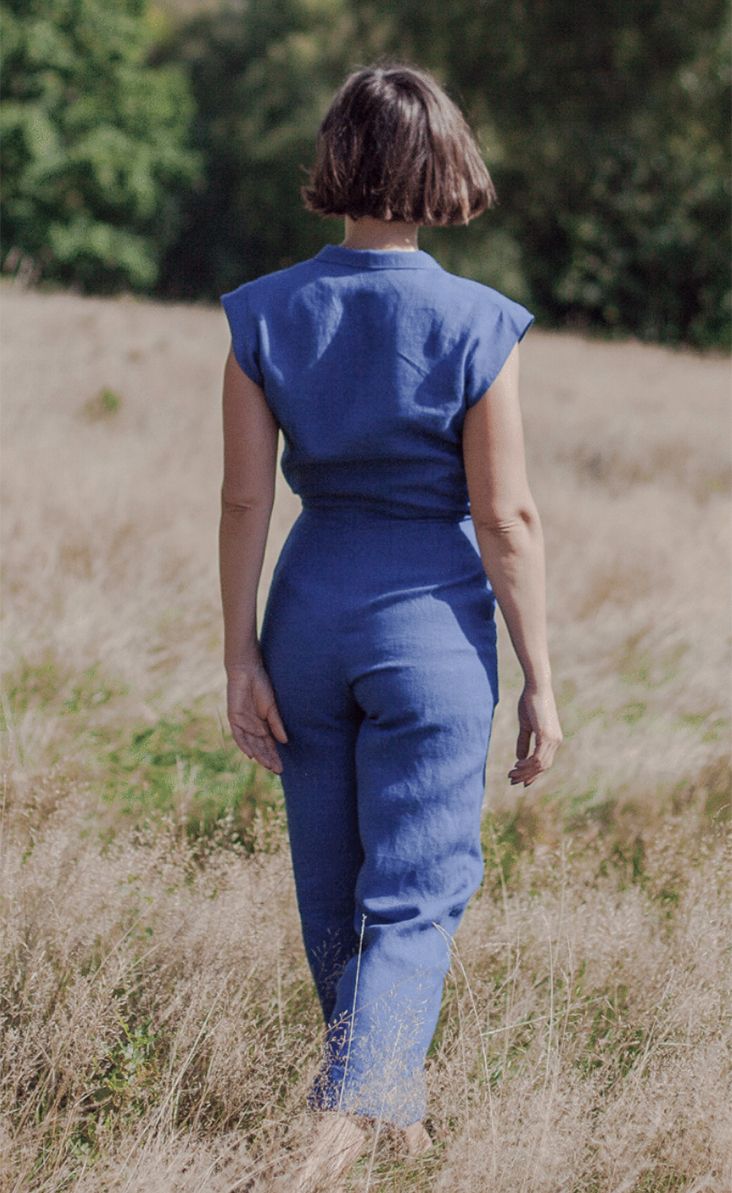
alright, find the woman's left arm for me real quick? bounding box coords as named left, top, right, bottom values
left=219, top=347, right=288, bottom=773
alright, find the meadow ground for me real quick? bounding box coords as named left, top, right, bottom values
left=1, top=278, right=731, bottom=1192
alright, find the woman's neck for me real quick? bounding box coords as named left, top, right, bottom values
left=341, top=214, right=420, bottom=252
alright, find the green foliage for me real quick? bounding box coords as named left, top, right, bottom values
left=2, top=0, right=728, bottom=344
left=0, top=0, right=203, bottom=292
left=89, top=1011, right=159, bottom=1126
left=391, top=0, right=731, bottom=347
left=155, top=0, right=375, bottom=298
left=64, top=1001, right=161, bottom=1163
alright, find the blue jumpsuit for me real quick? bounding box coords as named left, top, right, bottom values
left=221, top=243, right=534, bottom=1127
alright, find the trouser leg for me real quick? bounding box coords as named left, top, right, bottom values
left=260, top=595, right=364, bottom=1023
left=280, top=707, right=365, bottom=1023
left=309, top=611, right=498, bottom=1127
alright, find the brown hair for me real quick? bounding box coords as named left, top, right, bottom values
left=299, top=60, right=499, bottom=226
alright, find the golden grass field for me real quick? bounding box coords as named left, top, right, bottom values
left=1, top=278, right=731, bottom=1192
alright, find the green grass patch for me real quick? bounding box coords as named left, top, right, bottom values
left=617, top=633, right=689, bottom=688
left=577, top=980, right=649, bottom=1085
left=3, top=656, right=287, bottom=850
left=618, top=700, right=647, bottom=725
left=481, top=805, right=542, bottom=893
left=677, top=711, right=729, bottom=742
left=80, top=386, right=123, bottom=420
left=101, top=709, right=284, bottom=849
left=2, top=657, right=128, bottom=723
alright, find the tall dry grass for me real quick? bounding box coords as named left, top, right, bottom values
left=1, top=279, right=730, bottom=1191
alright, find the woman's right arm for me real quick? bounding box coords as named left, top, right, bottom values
left=462, top=342, right=563, bottom=787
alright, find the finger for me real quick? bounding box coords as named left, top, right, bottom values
left=510, top=769, right=539, bottom=786
left=522, top=735, right=561, bottom=774
left=266, top=702, right=289, bottom=744
left=244, top=740, right=283, bottom=774
left=512, top=735, right=557, bottom=769
left=228, top=706, right=269, bottom=734
left=508, top=755, right=541, bottom=781
left=515, top=724, right=532, bottom=760
left=232, top=725, right=277, bottom=769
left=239, top=727, right=279, bottom=767
left=232, top=724, right=260, bottom=754
left=239, top=728, right=283, bottom=774
left=509, top=755, right=537, bottom=773
left=229, top=713, right=270, bottom=738
left=510, top=744, right=553, bottom=780
left=531, top=737, right=557, bottom=771
left=230, top=726, right=254, bottom=759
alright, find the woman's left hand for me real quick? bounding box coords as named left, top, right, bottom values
left=226, top=654, right=288, bottom=774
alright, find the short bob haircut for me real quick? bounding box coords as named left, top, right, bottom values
left=300, top=59, right=498, bottom=226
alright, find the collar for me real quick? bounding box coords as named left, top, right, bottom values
left=314, top=243, right=443, bottom=270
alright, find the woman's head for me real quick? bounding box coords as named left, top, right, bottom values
left=300, top=60, right=498, bottom=226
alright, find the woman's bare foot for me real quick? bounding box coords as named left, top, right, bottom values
left=400, top=1120, right=433, bottom=1158
left=291, top=1110, right=370, bottom=1192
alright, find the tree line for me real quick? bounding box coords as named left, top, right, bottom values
left=1, top=0, right=729, bottom=347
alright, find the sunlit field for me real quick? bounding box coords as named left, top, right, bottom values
left=2, top=278, right=731, bottom=1192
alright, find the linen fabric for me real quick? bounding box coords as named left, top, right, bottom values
left=220, top=243, right=534, bottom=1125
left=221, top=243, right=534, bottom=521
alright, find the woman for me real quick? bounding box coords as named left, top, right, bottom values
left=219, top=60, right=563, bottom=1189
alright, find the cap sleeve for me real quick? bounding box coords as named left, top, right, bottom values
left=220, top=284, right=264, bottom=387
left=464, top=293, right=535, bottom=408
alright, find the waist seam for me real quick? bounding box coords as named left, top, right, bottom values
left=300, top=502, right=472, bottom=523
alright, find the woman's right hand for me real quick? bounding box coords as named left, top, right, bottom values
left=226, top=654, right=288, bottom=775
left=507, top=683, right=563, bottom=787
